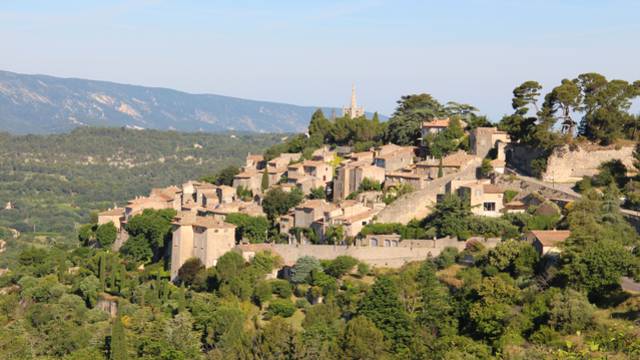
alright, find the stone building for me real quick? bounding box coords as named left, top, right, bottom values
left=333, top=161, right=386, bottom=200
left=170, top=212, right=237, bottom=281
left=373, top=144, right=415, bottom=172
left=526, top=230, right=571, bottom=256
left=469, top=127, right=510, bottom=158
left=342, top=85, right=365, bottom=119
left=415, top=150, right=476, bottom=179
left=448, top=179, right=505, bottom=217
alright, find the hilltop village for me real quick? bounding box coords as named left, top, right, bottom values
left=96, top=85, right=637, bottom=281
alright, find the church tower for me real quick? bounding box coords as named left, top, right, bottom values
left=342, top=84, right=365, bottom=119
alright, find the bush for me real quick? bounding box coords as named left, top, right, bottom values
left=548, top=289, right=595, bottom=334
left=295, top=298, right=310, bottom=309
left=435, top=247, right=459, bottom=269
left=325, top=256, right=359, bottom=278
left=357, top=262, right=370, bottom=277
left=270, top=279, right=293, bottom=298
left=266, top=299, right=296, bottom=318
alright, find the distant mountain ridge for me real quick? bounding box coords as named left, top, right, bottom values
left=0, top=70, right=353, bottom=134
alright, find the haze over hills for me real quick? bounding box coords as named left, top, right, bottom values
left=0, top=70, right=364, bottom=134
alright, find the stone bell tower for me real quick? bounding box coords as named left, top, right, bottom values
left=342, top=84, right=365, bottom=119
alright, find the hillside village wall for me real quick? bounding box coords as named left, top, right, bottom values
left=507, top=143, right=634, bottom=183
left=541, top=144, right=634, bottom=183
left=375, top=157, right=481, bottom=224
left=238, top=237, right=499, bottom=268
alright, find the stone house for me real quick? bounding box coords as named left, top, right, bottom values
left=384, top=170, right=428, bottom=190
left=245, top=153, right=266, bottom=171
left=98, top=208, right=125, bottom=231
left=526, top=230, right=571, bottom=256
left=421, top=118, right=468, bottom=141
left=294, top=199, right=337, bottom=228
left=448, top=179, right=505, bottom=217
left=333, top=161, right=386, bottom=200
left=415, top=150, right=476, bottom=179
left=470, top=127, right=510, bottom=158
left=170, top=212, right=236, bottom=281
left=233, top=169, right=263, bottom=194
left=286, top=160, right=334, bottom=194
left=373, top=144, right=415, bottom=172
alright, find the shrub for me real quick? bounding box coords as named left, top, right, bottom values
left=271, top=279, right=293, bottom=298
left=435, top=247, right=459, bottom=269
left=325, top=256, right=359, bottom=278
left=548, top=289, right=595, bottom=334
left=266, top=299, right=296, bottom=318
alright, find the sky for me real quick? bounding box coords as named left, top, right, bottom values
left=1, top=0, right=639, bottom=119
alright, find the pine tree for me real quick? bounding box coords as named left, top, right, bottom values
left=110, top=309, right=127, bottom=360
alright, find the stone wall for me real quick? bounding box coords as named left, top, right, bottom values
left=375, top=157, right=481, bottom=224
left=243, top=237, right=499, bottom=269
left=507, top=143, right=634, bottom=183
left=541, top=144, right=634, bottom=183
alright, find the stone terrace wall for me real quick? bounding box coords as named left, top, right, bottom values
left=246, top=237, right=499, bottom=268
left=542, top=144, right=634, bottom=183
left=375, top=157, right=481, bottom=224
left=507, top=143, right=634, bottom=183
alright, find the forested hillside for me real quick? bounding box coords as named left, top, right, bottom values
left=0, top=128, right=280, bottom=236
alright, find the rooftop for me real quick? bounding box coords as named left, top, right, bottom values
left=530, top=230, right=571, bottom=247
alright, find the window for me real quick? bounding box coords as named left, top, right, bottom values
left=384, top=240, right=391, bottom=247
left=483, top=202, right=496, bottom=212
left=371, top=238, right=378, bottom=247
left=391, top=240, right=399, bottom=247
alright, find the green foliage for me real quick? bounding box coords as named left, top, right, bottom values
left=110, top=311, right=127, bottom=360
left=291, top=256, right=322, bottom=284
left=548, top=289, right=595, bottom=334
left=177, top=257, right=205, bottom=286
left=271, top=279, right=293, bottom=298
left=358, top=276, right=413, bottom=352
left=435, top=247, right=459, bottom=269
left=325, top=256, right=358, bottom=278
left=267, top=299, right=296, bottom=318
left=427, top=193, right=472, bottom=239
left=0, top=128, right=278, bottom=236
left=384, top=93, right=448, bottom=145
left=423, top=117, right=466, bottom=158
left=260, top=168, right=269, bottom=192
left=125, top=208, right=176, bottom=261
left=308, top=186, right=326, bottom=200
left=262, top=187, right=304, bottom=221
left=96, top=222, right=118, bottom=248
left=201, top=165, right=240, bottom=186
left=480, top=158, right=493, bottom=178
left=503, top=190, right=519, bottom=203
left=360, top=221, right=432, bottom=239
left=224, top=213, right=269, bottom=243
left=357, top=177, right=382, bottom=192
left=341, top=316, right=389, bottom=359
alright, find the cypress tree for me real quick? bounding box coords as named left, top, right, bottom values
left=110, top=309, right=127, bottom=360
left=99, top=253, right=106, bottom=291
left=261, top=168, right=269, bottom=192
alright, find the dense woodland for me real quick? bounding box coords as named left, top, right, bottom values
left=1, top=74, right=640, bottom=359
left=0, top=128, right=280, bottom=237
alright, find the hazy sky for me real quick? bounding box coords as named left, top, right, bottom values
left=2, top=0, right=639, bottom=119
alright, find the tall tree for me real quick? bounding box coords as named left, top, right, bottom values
left=341, top=316, right=389, bottom=360
left=541, top=78, right=582, bottom=134
left=110, top=309, right=127, bottom=360
left=384, top=94, right=447, bottom=145
left=358, top=276, right=413, bottom=352
left=416, top=261, right=457, bottom=336
left=308, top=109, right=332, bottom=141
